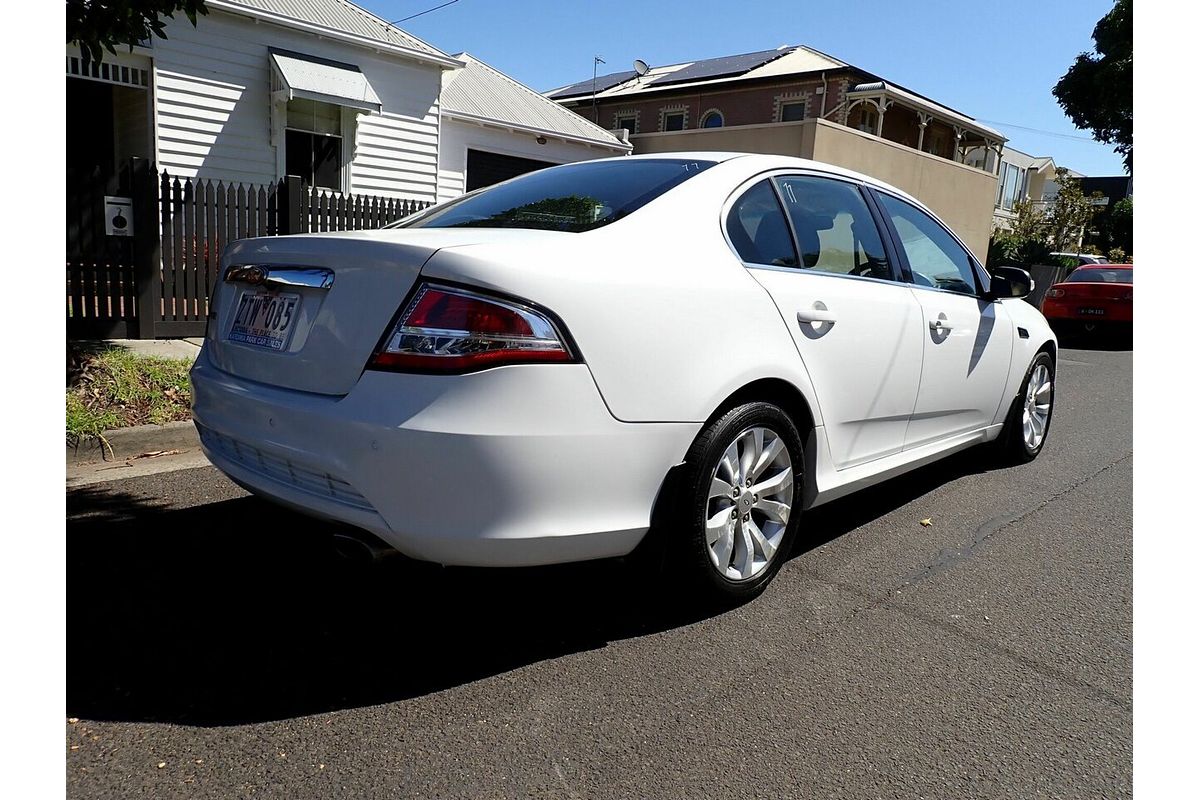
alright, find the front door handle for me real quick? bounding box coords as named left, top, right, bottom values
left=928, top=313, right=952, bottom=334
left=797, top=303, right=837, bottom=325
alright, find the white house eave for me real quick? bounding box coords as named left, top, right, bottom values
left=206, top=0, right=464, bottom=69
left=442, top=110, right=633, bottom=152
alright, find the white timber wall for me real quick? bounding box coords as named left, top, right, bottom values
left=437, top=119, right=625, bottom=203
left=153, top=9, right=443, bottom=200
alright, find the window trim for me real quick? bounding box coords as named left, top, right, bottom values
left=867, top=187, right=991, bottom=297
left=699, top=108, right=725, bottom=128
left=720, top=168, right=906, bottom=288
left=660, top=105, right=688, bottom=131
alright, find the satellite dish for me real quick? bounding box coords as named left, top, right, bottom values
left=633, top=59, right=650, bottom=76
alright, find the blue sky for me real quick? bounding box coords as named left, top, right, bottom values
left=362, top=0, right=1125, bottom=176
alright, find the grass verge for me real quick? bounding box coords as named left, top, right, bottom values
left=67, top=346, right=192, bottom=446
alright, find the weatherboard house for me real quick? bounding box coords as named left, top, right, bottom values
left=65, top=0, right=628, bottom=339
left=548, top=45, right=1008, bottom=257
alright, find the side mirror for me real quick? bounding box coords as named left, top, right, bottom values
left=989, top=266, right=1034, bottom=300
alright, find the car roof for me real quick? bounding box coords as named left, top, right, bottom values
left=1077, top=263, right=1133, bottom=269
left=588, top=151, right=924, bottom=203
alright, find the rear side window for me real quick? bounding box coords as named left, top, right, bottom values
left=726, top=181, right=798, bottom=267
left=392, top=158, right=716, bottom=233
left=876, top=193, right=979, bottom=295
left=774, top=176, right=893, bottom=280
left=1066, top=268, right=1133, bottom=283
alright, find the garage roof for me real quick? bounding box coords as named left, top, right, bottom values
left=442, top=54, right=631, bottom=151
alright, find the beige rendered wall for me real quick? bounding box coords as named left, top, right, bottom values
left=629, top=120, right=814, bottom=158
left=806, top=120, right=998, bottom=259
left=630, top=118, right=997, bottom=259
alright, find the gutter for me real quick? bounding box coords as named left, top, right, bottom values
left=441, top=110, right=633, bottom=151
left=206, top=0, right=464, bottom=69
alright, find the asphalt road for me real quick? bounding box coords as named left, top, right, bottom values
left=66, top=345, right=1132, bottom=799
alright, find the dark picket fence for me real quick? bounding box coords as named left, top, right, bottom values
left=66, top=163, right=139, bottom=338
left=67, top=158, right=433, bottom=339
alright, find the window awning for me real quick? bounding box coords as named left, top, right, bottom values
left=269, top=48, right=381, bottom=113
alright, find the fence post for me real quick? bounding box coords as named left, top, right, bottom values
left=278, top=174, right=303, bottom=235
left=131, top=157, right=161, bottom=339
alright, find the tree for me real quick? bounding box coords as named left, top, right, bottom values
left=1045, top=169, right=1106, bottom=252
left=67, top=1, right=208, bottom=65
left=1052, top=0, right=1132, bottom=172
left=987, top=169, right=1106, bottom=267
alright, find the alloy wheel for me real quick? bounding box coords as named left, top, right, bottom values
left=1022, top=363, right=1053, bottom=451
left=705, top=426, right=794, bottom=581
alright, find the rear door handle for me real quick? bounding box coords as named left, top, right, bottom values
left=797, top=304, right=837, bottom=325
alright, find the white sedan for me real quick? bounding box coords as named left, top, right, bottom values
left=191, top=153, right=1056, bottom=602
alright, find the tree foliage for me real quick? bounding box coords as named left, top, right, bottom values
left=988, top=169, right=1109, bottom=267
left=1052, top=0, right=1132, bottom=172
left=67, top=1, right=208, bottom=65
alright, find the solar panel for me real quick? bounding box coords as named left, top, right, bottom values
left=545, top=70, right=638, bottom=99
left=647, top=47, right=793, bottom=87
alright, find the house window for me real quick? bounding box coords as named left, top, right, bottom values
left=855, top=105, right=878, bottom=133
left=1000, top=164, right=1024, bottom=211
left=701, top=110, right=724, bottom=128
left=285, top=97, right=343, bottom=191
left=780, top=101, right=806, bottom=122
left=663, top=111, right=686, bottom=131
left=616, top=115, right=637, bottom=134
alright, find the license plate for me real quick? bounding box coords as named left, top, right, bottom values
left=229, top=291, right=300, bottom=350
left=1078, top=307, right=1106, bottom=316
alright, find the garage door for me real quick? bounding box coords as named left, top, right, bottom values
left=465, top=149, right=556, bottom=191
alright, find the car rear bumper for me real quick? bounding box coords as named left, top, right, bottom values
left=1040, top=301, right=1132, bottom=324
left=190, top=347, right=699, bottom=567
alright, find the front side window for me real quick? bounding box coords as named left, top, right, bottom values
left=877, top=193, right=978, bottom=295
left=773, top=175, right=893, bottom=280
left=285, top=97, right=342, bottom=190
left=726, top=181, right=798, bottom=267
left=393, top=158, right=715, bottom=233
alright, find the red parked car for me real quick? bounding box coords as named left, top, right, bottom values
left=1040, top=263, right=1132, bottom=340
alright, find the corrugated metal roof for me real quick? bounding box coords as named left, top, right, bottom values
left=443, top=54, right=629, bottom=149
left=216, top=0, right=454, bottom=61
left=271, top=49, right=381, bottom=111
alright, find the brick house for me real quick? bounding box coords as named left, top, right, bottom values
left=547, top=46, right=1007, bottom=257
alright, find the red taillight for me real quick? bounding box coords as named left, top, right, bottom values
left=368, top=284, right=573, bottom=373
left=1045, top=288, right=1066, bottom=299
left=1123, top=290, right=1133, bottom=301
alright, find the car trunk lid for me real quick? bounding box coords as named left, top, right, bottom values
left=205, top=229, right=526, bottom=395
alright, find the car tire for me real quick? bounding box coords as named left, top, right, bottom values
left=995, top=351, right=1056, bottom=464
left=670, top=402, right=804, bottom=604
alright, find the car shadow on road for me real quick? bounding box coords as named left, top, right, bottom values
left=67, top=449, right=996, bottom=727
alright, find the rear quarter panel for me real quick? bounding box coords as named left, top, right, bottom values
left=418, top=168, right=824, bottom=426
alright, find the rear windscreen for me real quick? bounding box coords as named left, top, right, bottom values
left=390, top=158, right=717, bottom=233
left=1066, top=268, right=1132, bottom=283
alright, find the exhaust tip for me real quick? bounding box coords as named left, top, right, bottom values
left=330, top=528, right=397, bottom=564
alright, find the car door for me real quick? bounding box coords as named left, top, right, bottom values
left=871, top=190, right=1014, bottom=449
left=727, top=174, right=925, bottom=471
